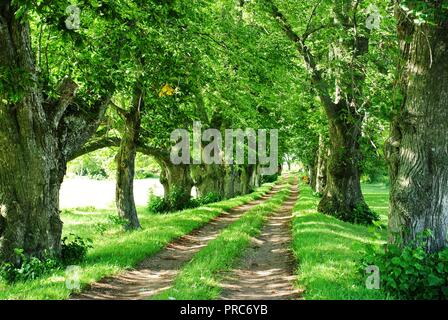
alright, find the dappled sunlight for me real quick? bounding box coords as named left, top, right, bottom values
left=291, top=182, right=389, bottom=300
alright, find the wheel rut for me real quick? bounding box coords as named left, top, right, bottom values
left=219, top=179, right=301, bottom=300
left=70, top=183, right=285, bottom=300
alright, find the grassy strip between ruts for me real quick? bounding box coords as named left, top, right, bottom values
left=0, top=182, right=277, bottom=300
left=153, top=176, right=294, bottom=300
left=291, top=181, right=389, bottom=300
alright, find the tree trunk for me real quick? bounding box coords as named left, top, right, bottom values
left=309, top=162, right=317, bottom=190
left=159, top=160, right=193, bottom=201
left=315, top=134, right=327, bottom=194
left=115, top=88, right=142, bottom=230
left=318, top=114, right=373, bottom=224
left=224, top=165, right=237, bottom=198
left=225, top=165, right=255, bottom=198
left=0, top=3, right=109, bottom=262
left=387, top=7, right=448, bottom=252
left=192, top=164, right=226, bottom=197
left=250, top=164, right=261, bottom=189
left=240, top=165, right=255, bottom=195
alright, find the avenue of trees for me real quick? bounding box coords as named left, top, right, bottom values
left=0, top=0, right=447, bottom=264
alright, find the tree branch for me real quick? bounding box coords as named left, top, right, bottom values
left=263, top=0, right=338, bottom=117
left=109, top=100, right=129, bottom=119
left=61, top=95, right=111, bottom=161
left=52, top=76, right=78, bottom=128
left=136, top=142, right=170, bottom=160
left=68, top=133, right=170, bottom=162
left=69, top=136, right=121, bottom=161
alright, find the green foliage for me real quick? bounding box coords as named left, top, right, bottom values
left=134, top=170, right=158, bottom=179
left=399, top=0, right=448, bottom=25
left=352, top=202, right=380, bottom=225
left=312, top=191, right=323, bottom=198
left=0, top=233, right=93, bottom=284
left=260, top=173, right=279, bottom=184
left=0, top=249, right=58, bottom=284
left=167, top=187, right=192, bottom=212
left=187, top=192, right=223, bottom=208
left=147, top=189, right=223, bottom=214
left=60, top=234, right=93, bottom=266
left=330, top=201, right=380, bottom=225
left=67, top=150, right=160, bottom=180
left=197, top=192, right=223, bottom=206
left=107, top=215, right=130, bottom=228
left=93, top=222, right=108, bottom=236
left=147, top=196, right=170, bottom=214
left=362, top=230, right=448, bottom=300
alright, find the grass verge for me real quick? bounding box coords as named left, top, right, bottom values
left=153, top=178, right=293, bottom=300
left=0, top=183, right=276, bottom=300
left=291, top=181, right=389, bottom=300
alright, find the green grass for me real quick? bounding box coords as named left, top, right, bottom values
left=0, top=183, right=275, bottom=300
left=292, top=181, right=390, bottom=300
left=362, top=183, right=390, bottom=223
left=153, top=179, right=293, bottom=300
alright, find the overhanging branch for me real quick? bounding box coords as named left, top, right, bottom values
left=262, top=0, right=338, bottom=117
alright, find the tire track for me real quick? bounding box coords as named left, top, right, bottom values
left=219, top=178, right=301, bottom=300
left=71, top=182, right=286, bottom=300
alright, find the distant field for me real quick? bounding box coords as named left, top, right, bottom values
left=59, top=177, right=165, bottom=209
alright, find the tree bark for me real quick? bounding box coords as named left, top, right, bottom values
left=315, top=134, right=327, bottom=194
left=159, top=160, right=193, bottom=201
left=192, top=164, right=226, bottom=198
left=387, top=5, right=448, bottom=252
left=224, top=165, right=238, bottom=198
left=0, top=3, right=109, bottom=262
left=115, top=88, right=142, bottom=230
left=309, top=161, right=317, bottom=190
left=240, top=165, right=255, bottom=195
left=318, top=114, right=367, bottom=220
left=224, top=165, right=256, bottom=198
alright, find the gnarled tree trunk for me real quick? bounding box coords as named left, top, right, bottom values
left=192, top=164, right=226, bottom=198
left=318, top=115, right=367, bottom=219
left=0, top=2, right=108, bottom=262
left=159, top=160, right=193, bottom=201
left=387, top=6, right=448, bottom=252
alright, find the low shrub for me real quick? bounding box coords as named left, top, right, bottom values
left=333, top=202, right=380, bottom=225
left=0, top=233, right=93, bottom=284
left=261, top=173, right=279, bottom=184
left=167, top=187, right=191, bottom=211
left=93, top=222, right=108, bottom=235
left=0, top=249, right=58, bottom=284
left=147, top=190, right=222, bottom=214
left=107, top=214, right=130, bottom=228
left=361, top=230, right=448, bottom=299
left=196, top=192, right=222, bottom=206
left=147, top=196, right=170, bottom=213
left=301, top=175, right=310, bottom=184
left=60, top=234, right=93, bottom=265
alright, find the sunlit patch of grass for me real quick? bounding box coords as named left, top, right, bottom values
left=153, top=181, right=292, bottom=300
left=0, top=183, right=275, bottom=300
left=292, top=182, right=390, bottom=300
left=362, top=183, right=389, bottom=223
